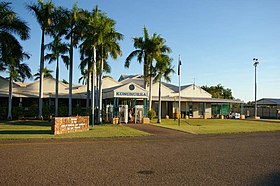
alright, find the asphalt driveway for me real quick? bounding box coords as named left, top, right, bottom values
left=0, top=125, right=280, bottom=185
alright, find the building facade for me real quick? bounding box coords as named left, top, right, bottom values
left=0, top=75, right=243, bottom=121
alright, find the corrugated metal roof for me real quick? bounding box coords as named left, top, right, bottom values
left=161, top=82, right=193, bottom=92
left=118, top=74, right=143, bottom=82
left=257, top=98, right=280, bottom=105
left=152, top=96, right=244, bottom=103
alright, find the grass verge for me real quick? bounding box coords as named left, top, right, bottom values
left=151, top=119, right=280, bottom=134
left=0, top=120, right=149, bottom=140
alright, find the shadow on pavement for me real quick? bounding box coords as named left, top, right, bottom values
left=254, top=172, right=280, bottom=186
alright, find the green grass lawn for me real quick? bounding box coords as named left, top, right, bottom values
left=151, top=119, right=280, bottom=134
left=0, top=120, right=149, bottom=140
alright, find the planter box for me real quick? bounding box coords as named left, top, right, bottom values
left=143, top=117, right=150, bottom=124
left=112, top=117, right=119, bottom=124
left=240, top=115, right=246, bottom=120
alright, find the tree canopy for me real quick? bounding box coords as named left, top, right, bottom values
left=201, top=84, right=234, bottom=99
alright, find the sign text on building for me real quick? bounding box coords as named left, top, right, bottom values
left=116, top=92, right=147, bottom=97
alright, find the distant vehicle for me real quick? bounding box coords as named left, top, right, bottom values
left=226, top=112, right=240, bottom=119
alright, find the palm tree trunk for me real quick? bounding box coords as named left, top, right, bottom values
left=86, top=70, right=90, bottom=114
left=96, top=75, right=99, bottom=107
left=55, top=57, right=59, bottom=116
left=68, top=34, right=73, bottom=116
left=91, top=66, right=95, bottom=126
left=143, top=56, right=148, bottom=89
left=157, top=79, right=162, bottom=123
left=7, top=75, right=13, bottom=120
left=38, top=29, right=45, bottom=120
left=92, top=48, right=97, bottom=126
left=92, top=47, right=97, bottom=125
left=98, top=52, right=104, bottom=124
left=148, top=68, right=153, bottom=110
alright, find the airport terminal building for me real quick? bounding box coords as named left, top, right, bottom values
left=0, top=75, right=243, bottom=122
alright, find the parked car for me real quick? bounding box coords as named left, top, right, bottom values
left=226, top=112, right=240, bottom=119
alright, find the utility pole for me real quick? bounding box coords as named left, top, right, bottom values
left=253, top=58, right=259, bottom=119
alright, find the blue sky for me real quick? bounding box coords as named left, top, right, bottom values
left=3, top=0, right=280, bottom=102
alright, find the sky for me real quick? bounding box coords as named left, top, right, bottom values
left=2, top=0, right=280, bottom=102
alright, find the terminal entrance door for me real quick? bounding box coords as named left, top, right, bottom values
left=119, top=105, right=128, bottom=124
left=134, top=105, right=144, bottom=124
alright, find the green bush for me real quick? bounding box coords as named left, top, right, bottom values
left=148, top=109, right=156, bottom=120
left=12, top=106, right=24, bottom=119
left=0, top=107, right=7, bottom=120
left=58, top=105, right=68, bottom=116
left=28, top=104, right=38, bottom=117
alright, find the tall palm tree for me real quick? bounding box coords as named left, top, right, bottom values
left=45, top=7, right=69, bottom=117
left=79, top=49, right=93, bottom=114
left=3, top=41, right=32, bottom=120
left=79, top=47, right=112, bottom=114
left=27, top=0, right=55, bottom=119
left=65, top=3, right=83, bottom=116
left=0, top=1, right=29, bottom=71
left=125, top=27, right=171, bottom=110
left=34, top=67, right=53, bottom=80
left=80, top=7, right=123, bottom=123
left=125, top=27, right=150, bottom=89
left=147, top=33, right=171, bottom=110
left=96, top=12, right=123, bottom=124
left=0, top=2, right=30, bottom=120
left=153, top=55, right=174, bottom=123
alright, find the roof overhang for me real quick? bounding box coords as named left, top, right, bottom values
left=152, top=96, right=244, bottom=104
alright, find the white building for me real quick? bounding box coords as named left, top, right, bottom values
left=0, top=75, right=243, bottom=121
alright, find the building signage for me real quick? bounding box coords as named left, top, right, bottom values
left=52, top=116, right=89, bottom=135
left=116, top=92, right=147, bottom=97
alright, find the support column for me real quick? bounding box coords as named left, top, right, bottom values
left=144, top=98, right=148, bottom=117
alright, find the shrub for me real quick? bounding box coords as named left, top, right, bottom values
left=58, top=105, right=68, bottom=117
left=0, top=107, right=7, bottom=120
left=148, top=109, right=156, bottom=120
left=28, top=104, right=38, bottom=117
left=12, top=106, right=24, bottom=119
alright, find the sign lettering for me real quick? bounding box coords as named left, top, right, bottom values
left=116, top=92, right=147, bottom=97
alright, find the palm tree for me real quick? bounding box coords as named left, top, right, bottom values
left=78, top=68, right=88, bottom=85
left=65, top=3, right=83, bottom=116
left=4, top=41, right=32, bottom=120
left=153, top=55, right=174, bottom=123
left=147, top=33, right=171, bottom=110
left=96, top=12, right=123, bottom=124
left=27, top=0, right=55, bottom=119
left=125, top=27, right=171, bottom=110
left=125, top=27, right=150, bottom=89
left=0, top=1, right=29, bottom=71
left=79, top=51, right=92, bottom=114
left=45, top=7, right=69, bottom=117
left=0, top=2, right=30, bottom=120
left=34, top=67, right=53, bottom=80
left=80, top=7, right=123, bottom=123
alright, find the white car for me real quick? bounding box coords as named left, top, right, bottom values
left=226, top=112, right=240, bottom=119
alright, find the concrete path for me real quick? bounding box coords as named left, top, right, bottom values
left=126, top=123, right=191, bottom=135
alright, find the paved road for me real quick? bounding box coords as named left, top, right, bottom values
left=1, top=125, right=280, bottom=185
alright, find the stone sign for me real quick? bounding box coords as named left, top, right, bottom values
left=52, top=116, right=89, bottom=135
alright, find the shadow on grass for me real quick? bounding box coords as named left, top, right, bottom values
left=0, top=130, right=52, bottom=135
left=0, top=120, right=51, bottom=127
left=246, top=119, right=280, bottom=124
